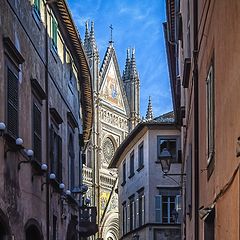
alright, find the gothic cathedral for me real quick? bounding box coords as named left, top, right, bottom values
left=83, top=21, right=140, bottom=240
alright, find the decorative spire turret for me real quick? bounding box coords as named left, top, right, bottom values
left=123, top=48, right=131, bottom=82
left=146, top=96, right=154, bottom=121
left=89, top=21, right=98, bottom=53
left=122, top=48, right=140, bottom=130
left=130, top=48, right=138, bottom=78
left=84, top=21, right=90, bottom=47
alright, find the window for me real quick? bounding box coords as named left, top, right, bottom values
left=129, top=151, right=134, bottom=178
left=51, top=15, right=58, bottom=51
left=50, top=124, right=62, bottom=181
left=138, top=189, right=145, bottom=227
left=7, top=67, right=19, bottom=138
left=138, top=142, right=144, bottom=170
left=121, top=162, right=126, bottom=186
left=33, top=0, right=40, bottom=16
left=33, top=102, right=42, bottom=162
left=155, top=189, right=181, bottom=224
left=206, top=64, right=214, bottom=164
left=158, top=136, right=180, bottom=163
left=122, top=202, right=127, bottom=235
left=68, top=134, right=75, bottom=189
left=86, top=148, right=92, bottom=168
left=52, top=215, right=57, bottom=240
left=204, top=208, right=215, bottom=240
left=129, top=195, right=136, bottom=231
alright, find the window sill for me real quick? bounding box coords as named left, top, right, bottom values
left=137, top=165, right=144, bottom=172
left=128, top=173, right=135, bottom=179
left=121, top=181, right=126, bottom=187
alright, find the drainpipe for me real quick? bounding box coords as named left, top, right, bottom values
left=44, top=2, right=50, bottom=240
left=193, top=0, right=199, bottom=239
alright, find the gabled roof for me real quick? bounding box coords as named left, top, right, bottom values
left=99, top=45, right=129, bottom=115
left=108, top=120, right=177, bottom=168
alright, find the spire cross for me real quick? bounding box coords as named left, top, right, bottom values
left=109, top=24, right=114, bottom=44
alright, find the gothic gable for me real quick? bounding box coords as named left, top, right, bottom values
left=99, top=47, right=129, bottom=114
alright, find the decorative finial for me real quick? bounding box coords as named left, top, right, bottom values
left=146, top=96, right=154, bottom=121
left=132, top=48, right=135, bottom=56
left=109, top=24, right=114, bottom=45
left=127, top=48, right=130, bottom=59
left=90, top=21, right=94, bottom=34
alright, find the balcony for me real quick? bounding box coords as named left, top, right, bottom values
left=79, top=206, right=98, bottom=237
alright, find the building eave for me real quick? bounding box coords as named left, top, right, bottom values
left=108, top=121, right=177, bottom=168
left=48, top=0, right=93, bottom=146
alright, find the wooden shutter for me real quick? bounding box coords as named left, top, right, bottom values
left=136, top=197, right=139, bottom=228
left=49, top=125, right=55, bottom=171
left=57, top=135, right=62, bottom=181
left=33, top=103, right=42, bottom=162
left=142, top=195, right=145, bottom=225
left=7, top=68, right=18, bottom=137
left=175, top=195, right=181, bottom=223
left=155, top=195, right=162, bottom=223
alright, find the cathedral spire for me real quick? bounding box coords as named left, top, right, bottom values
left=123, top=48, right=131, bottom=81
left=146, top=96, right=154, bottom=121
left=89, top=21, right=98, bottom=52
left=84, top=21, right=90, bottom=47
left=130, top=48, right=137, bottom=78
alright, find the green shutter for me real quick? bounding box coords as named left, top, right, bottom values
left=7, top=68, right=18, bottom=138
left=33, top=103, right=42, bottom=162
left=52, top=16, right=58, bottom=49
left=155, top=195, right=162, bottom=223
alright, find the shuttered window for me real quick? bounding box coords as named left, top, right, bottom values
left=155, top=195, right=162, bottom=223
left=206, top=64, right=215, bottom=163
left=34, top=0, right=40, bottom=15
left=51, top=16, right=58, bottom=50
left=50, top=125, right=62, bottom=181
left=138, top=190, right=145, bottom=227
left=7, top=68, right=19, bottom=138
left=68, top=134, right=75, bottom=189
left=129, top=151, right=134, bottom=177
left=33, top=103, right=42, bottom=162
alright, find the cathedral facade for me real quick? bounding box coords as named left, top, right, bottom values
left=82, top=21, right=140, bottom=239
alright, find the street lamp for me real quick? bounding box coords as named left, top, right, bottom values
left=158, top=148, right=172, bottom=173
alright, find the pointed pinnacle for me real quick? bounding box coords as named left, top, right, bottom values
left=146, top=96, right=154, bottom=121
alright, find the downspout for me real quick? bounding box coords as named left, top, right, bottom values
left=44, top=3, right=50, bottom=240
left=193, top=0, right=199, bottom=239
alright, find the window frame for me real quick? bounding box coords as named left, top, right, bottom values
left=129, top=150, right=135, bottom=178
left=121, top=161, right=126, bottom=186
left=206, top=63, right=215, bottom=164
left=51, top=14, right=58, bottom=52
left=137, top=142, right=144, bottom=171
left=49, top=123, right=62, bottom=182
left=32, top=98, right=42, bottom=163
left=155, top=188, right=181, bottom=224
left=138, top=189, right=145, bottom=227
left=6, top=64, right=19, bottom=139
left=157, top=136, right=180, bottom=163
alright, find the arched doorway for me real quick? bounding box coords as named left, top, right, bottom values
left=25, top=219, right=43, bottom=240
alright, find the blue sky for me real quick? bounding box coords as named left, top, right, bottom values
left=67, top=0, right=172, bottom=117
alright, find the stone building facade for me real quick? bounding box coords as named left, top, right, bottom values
left=82, top=22, right=140, bottom=239
left=109, top=114, right=182, bottom=240
left=165, top=0, right=240, bottom=239
left=0, top=0, right=94, bottom=239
